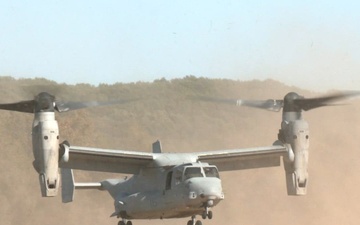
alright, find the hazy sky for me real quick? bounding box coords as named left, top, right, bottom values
left=1, top=1, right=360, bottom=91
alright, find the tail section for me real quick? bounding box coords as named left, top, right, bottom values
left=61, top=168, right=102, bottom=203
left=61, top=168, right=75, bottom=203
left=152, top=140, right=162, bottom=153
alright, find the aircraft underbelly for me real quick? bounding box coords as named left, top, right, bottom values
left=120, top=192, right=221, bottom=220
left=129, top=208, right=202, bottom=220
left=120, top=191, right=185, bottom=219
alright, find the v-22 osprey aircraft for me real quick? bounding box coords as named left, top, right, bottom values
left=0, top=91, right=358, bottom=225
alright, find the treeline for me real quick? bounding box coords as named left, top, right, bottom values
left=0, top=76, right=306, bottom=152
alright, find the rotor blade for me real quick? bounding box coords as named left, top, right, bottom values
left=295, top=91, right=360, bottom=111
left=237, top=99, right=284, bottom=112
left=55, top=98, right=139, bottom=112
left=193, top=96, right=238, bottom=105
left=0, top=100, right=35, bottom=113
left=194, top=96, right=284, bottom=112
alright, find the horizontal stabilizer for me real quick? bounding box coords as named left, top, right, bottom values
left=61, top=168, right=103, bottom=203
left=75, top=182, right=102, bottom=189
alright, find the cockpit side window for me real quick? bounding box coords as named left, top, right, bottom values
left=204, top=167, right=220, bottom=178
left=184, top=167, right=203, bottom=180
left=174, top=169, right=182, bottom=185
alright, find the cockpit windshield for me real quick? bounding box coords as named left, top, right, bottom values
left=184, top=167, right=203, bottom=180
left=204, top=167, right=220, bottom=178
left=182, top=166, right=220, bottom=181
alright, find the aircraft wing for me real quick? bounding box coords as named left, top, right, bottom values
left=196, top=145, right=287, bottom=171
left=60, top=145, right=154, bottom=174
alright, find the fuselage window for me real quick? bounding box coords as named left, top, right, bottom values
left=204, top=167, right=220, bottom=178
left=165, top=171, right=173, bottom=190
left=184, top=167, right=203, bottom=180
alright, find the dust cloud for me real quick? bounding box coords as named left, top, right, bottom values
left=0, top=77, right=359, bottom=225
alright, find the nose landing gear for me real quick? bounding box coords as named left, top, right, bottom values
left=201, top=207, right=213, bottom=220
left=201, top=200, right=214, bottom=220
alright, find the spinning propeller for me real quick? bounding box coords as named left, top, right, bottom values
left=0, top=92, right=136, bottom=113
left=196, top=91, right=360, bottom=195
left=0, top=91, right=138, bottom=197
left=195, top=91, right=360, bottom=112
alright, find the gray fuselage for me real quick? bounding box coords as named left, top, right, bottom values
left=101, top=162, right=224, bottom=220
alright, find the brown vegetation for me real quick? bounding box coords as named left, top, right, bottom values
left=0, top=76, right=359, bottom=225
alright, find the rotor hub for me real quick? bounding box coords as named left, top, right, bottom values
left=283, top=92, right=304, bottom=112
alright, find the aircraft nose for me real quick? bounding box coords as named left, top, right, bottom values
left=187, top=178, right=224, bottom=200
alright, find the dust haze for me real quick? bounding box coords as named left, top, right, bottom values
left=0, top=76, right=359, bottom=225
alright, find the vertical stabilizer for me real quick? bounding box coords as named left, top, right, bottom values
left=61, top=168, right=75, bottom=203
left=152, top=140, right=162, bottom=153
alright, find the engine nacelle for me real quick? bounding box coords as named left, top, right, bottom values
left=32, top=112, right=60, bottom=197
left=281, top=119, right=309, bottom=196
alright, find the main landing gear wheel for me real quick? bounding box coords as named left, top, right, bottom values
left=187, top=220, right=202, bottom=225
left=188, top=216, right=202, bottom=225
left=118, top=220, right=132, bottom=225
